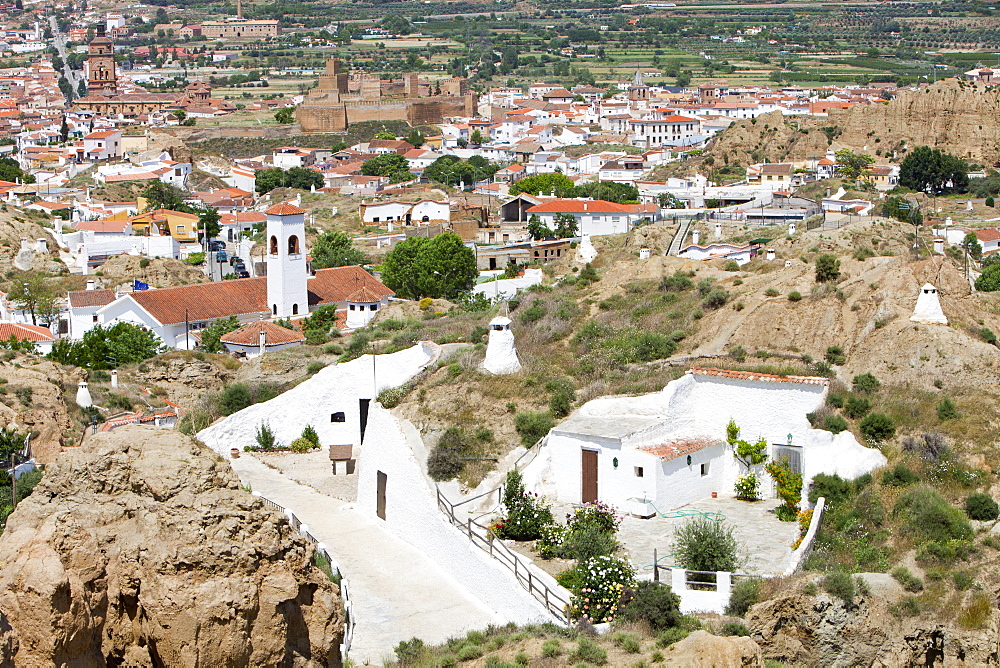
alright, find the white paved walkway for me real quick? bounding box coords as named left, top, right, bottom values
left=229, top=455, right=501, bottom=665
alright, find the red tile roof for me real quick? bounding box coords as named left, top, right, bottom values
left=347, top=286, right=383, bottom=303
left=688, top=366, right=828, bottom=386
left=119, top=265, right=392, bottom=325
left=266, top=203, right=305, bottom=215
left=67, top=288, right=116, bottom=308
left=220, top=320, right=305, bottom=346
left=75, top=218, right=130, bottom=234
left=0, top=323, right=54, bottom=342
left=526, top=199, right=631, bottom=214
left=640, top=437, right=718, bottom=462
left=975, top=228, right=1000, bottom=243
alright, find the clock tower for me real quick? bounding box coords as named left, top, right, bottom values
left=86, top=25, right=117, bottom=97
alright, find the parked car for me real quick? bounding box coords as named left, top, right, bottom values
left=229, top=255, right=242, bottom=266
left=209, top=240, right=226, bottom=251
left=236, top=269, right=250, bottom=278
left=233, top=260, right=246, bottom=271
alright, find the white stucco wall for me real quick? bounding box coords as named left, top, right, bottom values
left=197, top=343, right=440, bottom=455
left=355, top=406, right=553, bottom=625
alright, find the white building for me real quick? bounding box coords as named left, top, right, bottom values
left=520, top=367, right=886, bottom=512
left=265, top=203, right=309, bottom=318
left=219, top=319, right=306, bottom=358
left=359, top=199, right=450, bottom=225
left=525, top=199, right=656, bottom=237
left=66, top=281, right=117, bottom=340
left=81, top=130, right=122, bottom=161
left=629, top=115, right=702, bottom=149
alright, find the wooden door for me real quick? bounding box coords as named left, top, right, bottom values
left=376, top=470, right=387, bottom=520
left=581, top=449, right=598, bottom=504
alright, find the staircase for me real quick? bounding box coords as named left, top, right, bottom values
left=667, top=217, right=692, bottom=256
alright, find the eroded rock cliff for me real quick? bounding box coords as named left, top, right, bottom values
left=0, top=426, right=343, bottom=667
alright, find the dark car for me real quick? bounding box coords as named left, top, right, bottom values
left=209, top=240, right=226, bottom=251
left=236, top=269, right=250, bottom=278
left=229, top=255, right=242, bottom=266
left=233, top=260, right=246, bottom=271
left=216, top=250, right=228, bottom=262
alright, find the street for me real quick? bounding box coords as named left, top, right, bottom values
left=49, top=16, right=82, bottom=92
left=203, top=238, right=256, bottom=282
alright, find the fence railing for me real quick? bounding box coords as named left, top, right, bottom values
left=435, top=487, right=572, bottom=624
left=254, top=492, right=355, bottom=664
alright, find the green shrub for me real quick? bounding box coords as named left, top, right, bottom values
left=959, top=593, right=991, bottom=629
left=860, top=412, right=895, bottom=442
left=701, top=289, right=729, bottom=309
left=815, top=254, right=840, bottom=282
left=520, top=299, right=548, bottom=325
left=289, top=437, right=317, bottom=453
left=725, top=577, right=761, bottom=617
left=824, top=345, right=847, bottom=365
left=301, top=424, right=319, bottom=446
left=427, top=428, right=468, bottom=481
left=852, top=372, right=881, bottom=394
left=612, top=632, right=642, bottom=653
left=541, top=639, right=562, bottom=657
left=808, top=473, right=853, bottom=506
left=578, top=262, right=599, bottom=285
left=764, top=287, right=779, bottom=297
left=255, top=422, right=277, bottom=450
left=895, top=486, right=973, bottom=543
left=500, top=470, right=553, bottom=540
left=891, top=596, right=921, bottom=618
left=823, top=415, right=849, bottom=434
left=697, top=278, right=716, bottom=295
left=570, top=638, right=607, bottom=665
left=981, top=327, right=997, bottom=345
left=823, top=571, right=855, bottom=604
left=215, top=382, right=281, bottom=416
left=672, top=517, right=739, bottom=573
left=788, top=290, right=802, bottom=302
left=881, top=464, right=919, bottom=487
left=559, top=525, right=617, bottom=561
left=953, top=570, right=974, bottom=591
left=655, top=627, right=689, bottom=648
left=104, top=392, right=134, bottom=412
left=936, top=397, right=960, bottom=421
left=723, top=259, right=740, bottom=271
left=827, top=392, right=845, bottom=408
left=964, top=493, right=1000, bottom=521
left=890, top=566, right=924, bottom=592
left=456, top=644, right=484, bottom=661
left=514, top=411, right=555, bottom=446
left=547, top=378, right=576, bottom=418
left=844, top=396, right=871, bottom=419
left=720, top=622, right=750, bottom=636
left=659, top=272, right=693, bottom=292
left=307, top=361, right=325, bottom=375
left=617, top=581, right=682, bottom=631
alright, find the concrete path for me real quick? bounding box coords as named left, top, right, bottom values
left=228, top=455, right=501, bottom=665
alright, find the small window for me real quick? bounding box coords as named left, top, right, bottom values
left=349, top=304, right=355, bottom=311
left=272, top=304, right=277, bottom=315
left=634, top=466, right=643, bottom=478
left=331, top=412, right=346, bottom=423
left=92, top=314, right=98, bottom=322
left=369, top=304, right=377, bottom=311
left=292, top=303, right=298, bottom=315
left=700, top=463, right=709, bottom=477
left=269, top=236, right=278, bottom=255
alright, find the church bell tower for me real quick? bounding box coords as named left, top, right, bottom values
left=265, top=203, right=309, bottom=318
left=86, top=25, right=117, bottom=97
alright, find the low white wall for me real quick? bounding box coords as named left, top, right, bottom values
left=784, top=496, right=826, bottom=576
left=668, top=568, right=732, bottom=615
left=355, top=405, right=553, bottom=625
left=473, top=268, right=544, bottom=300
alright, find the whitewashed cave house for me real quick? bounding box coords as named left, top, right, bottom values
left=520, top=367, right=886, bottom=513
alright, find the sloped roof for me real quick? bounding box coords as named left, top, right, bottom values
left=347, top=286, right=383, bottom=303
left=0, top=323, right=54, bottom=342
left=67, top=288, right=116, bottom=308
left=266, top=203, right=305, bottom=215
left=527, top=199, right=632, bottom=214
left=640, top=437, right=718, bottom=462
left=220, top=320, right=306, bottom=346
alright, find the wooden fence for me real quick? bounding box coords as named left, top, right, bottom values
left=435, top=486, right=572, bottom=625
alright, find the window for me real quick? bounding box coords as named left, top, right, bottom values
left=269, top=236, right=278, bottom=255
left=288, top=235, right=299, bottom=255
left=369, top=304, right=377, bottom=311
left=349, top=304, right=355, bottom=311
left=331, top=412, right=345, bottom=422
left=92, top=314, right=98, bottom=322
left=634, top=466, right=643, bottom=477
left=700, top=463, right=709, bottom=477
left=292, top=303, right=298, bottom=315
left=177, top=225, right=184, bottom=233
left=272, top=304, right=277, bottom=315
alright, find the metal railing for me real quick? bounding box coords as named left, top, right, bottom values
left=254, top=492, right=355, bottom=664
left=435, top=486, right=572, bottom=624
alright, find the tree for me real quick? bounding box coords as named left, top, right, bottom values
left=380, top=232, right=477, bottom=300
left=172, top=109, right=187, bottom=122
left=671, top=516, right=739, bottom=573
left=470, top=129, right=485, bottom=145
left=373, top=131, right=396, bottom=140
left=361, top=153, right=411, bottom=183
left=659, top=193, right=684, bottom=209
left=553, top=212, right=578, bottom=238
left=975, top=264, right=1000, bottom=291
left=526, top=214, right=553, bottom=240
left=962, top=232, right=982, bottom=261
left=834, top=148, right=874, bottom=182
left=255, top=167, right=323, bottom=194
left=197, top=207, right=221, bottom=240
left=509, top=172, right=575, bottom=197
left=882, top=195, right=921, bottom=224
left=49, top=322, right=164, bottom=369
left=274, top=106, right=295, bottom=124
left=899, top=145, right=969, bottom=195
left=403, top=129, right=425, bottom=148
left=311, top=230, right=368, bottom=269
left=141, top=181, right=189, bottom=211
left=0, top=158, right=33, bottom=185
left=77, top=80, right=87, bottom=98
left=8, top=272, right=57, bottom=326
left=815, top=254, right=840, bottom=283
left=200, top=315, right=239, bottom=353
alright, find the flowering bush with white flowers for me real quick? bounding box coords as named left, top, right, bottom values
left=566, top=501, right=621, bottom=535
left=500, top=470, right=554, bottom=540
left=568, top=555, right=636, bottom=624
left=536, top=522, right=567, bottom=558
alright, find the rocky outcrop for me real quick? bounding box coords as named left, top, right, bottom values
left=0, top=427, right=343, bottom=667
left=664, top=630, right=764, bottom=666
left=0, top=356, right=82, bottom=464
left=99, top=254, right=210, bottom=290
left=747, top=591, right=998, bottom=666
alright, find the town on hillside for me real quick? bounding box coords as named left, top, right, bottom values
left=0, top=0, right=999, bottom=665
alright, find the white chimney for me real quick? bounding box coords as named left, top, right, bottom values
left=75, top=381, right=93, bottom=409
left=259, top=327, right=267, bottom=357
left=638, top=248, right=651, bottom=260
left=35, top=238, right=46, bottom=253
left=714, top=222, right=722, bottom=238
left=19, top=237, right=29, bottom=250
left=788, top=223, right=797, bottom=235
left=766, top=249, right=776, bottom=261
left=110, top=370, right=118, bottom=389
left=691, top=230, right=700, bottom=245
left=86, top=280, right=95, bottom=290
left=934, top=238, right=945, bottom=255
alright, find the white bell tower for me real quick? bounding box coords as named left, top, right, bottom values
left=265, top=203, right=309, bottom=318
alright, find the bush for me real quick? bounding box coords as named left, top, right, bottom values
left=659, top=272, right=693, bottom=292
left=617, top=581, right=682, bottom=631
left=671, top=517, right=739, bottom=573
left=723, top=260, right=740, bottom=271
left=301, top=424, right=319, bottom=446
left=822, top=571, right=855, bottom=604
left=844, top=396, right=871, bottom=419
left=394, top=637, right=426, bottom=665
left=520, top=299, right=548, bottom=325
left=541, top=639, right=562, bottom=658
left=500, top=470, right=553, bottom=541
left=655, top=627, right=689, bottom=648
left=570, top=638, right=607, bottom=665
left=216, top=382, right=281, bottom=416
left=559, top=525, right=617, bottom=561
left=824, top=345, right=847, bottom=365
left=895, top=486, right=973, bottom=543
left=255, top=422, right=277, bottom=450
left=289, top=437, right=317, bottom=452
left=823, top=415, right=849, bottom=434
left=514, top=411, right=555, bottom=446
left=953, top=570, right=974, bottom=590
left=720, top=622, right=750, bottom=637
left=734, top=473, right=760, bottom=501
left=936, top=397, right=960, bottom=421
left=788, top=290, right=802, bottom=302
left=725, top=577, right=761, bottom=617
left=981, top=327, right=997, bottom=345
left=860, top=412, right=895, bottom=442
left=882, top=463, right=919, bottom=487
left=701, top=289, right=729, bottom=309
left=764, top=287, right=779, bottom=297
left=852, top=372, right=881, bottom=394
left=547, top=378, right=576, bottom=418
left=958, top=593, right=991, bottom=629
left=427, top=429, right=467, bottom=481
left=578, top=262, right=599, bottom=285
left=307, top=361, right=325, bottom=375
left=815, top=254, right=841, bottom=282
left=964, top=493, right=1000, bottom=521
left=902, top=431, right=949, bottom=461
left=456, top=644, right=484, bottom=662
left=890, top=566, right=924, bottom=592
left=808, top=473, right=853, bottom=506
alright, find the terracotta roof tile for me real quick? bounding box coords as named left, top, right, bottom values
left=0, top=323, right=54, bottom=342
left=220, top=320, right=305, bottom=346
left=67, top=288, right=116, bottom=308
left=347, top=286, right=382, bottom=303
left=640, top=437, right=718, bottom=462
left=266, top=203, right=305, bottom=215
left=688, top=366, right=828, bottom=386
left=527, top=199, right=632, bottom=214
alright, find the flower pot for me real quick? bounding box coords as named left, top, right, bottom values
left=230, top=448, right=240, bottom=459
left=712, top=492, right=718, bottom=499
